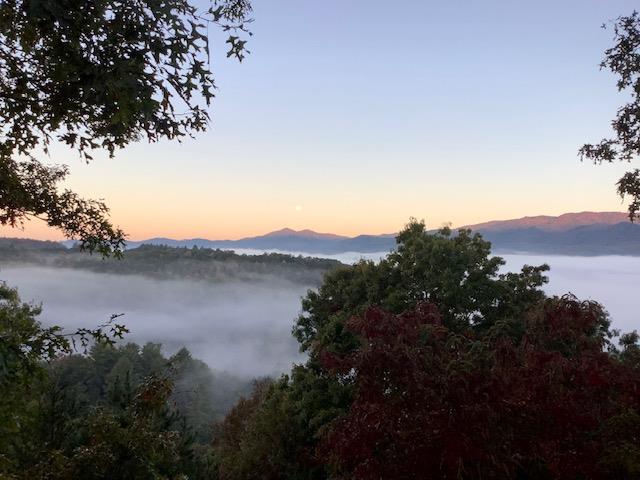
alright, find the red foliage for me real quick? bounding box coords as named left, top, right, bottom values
left=320, top=298, right=640, bottom=479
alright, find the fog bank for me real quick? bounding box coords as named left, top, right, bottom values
left=500, top=254, right=639, bottom=335
left=231, top=250, right=640, bottom=335
left=0, top=267, right=307, bottom=378
left=1, top=253, right=637, bottom=379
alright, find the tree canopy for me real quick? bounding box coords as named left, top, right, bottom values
left=581, top=11, right=640, bottom=221
left=212, top=221, right=640, bottom=479
left=3, top=220, right=640, bottom=479
left=213, top=221, right=553, bottom=479
left=0, top=282, right=128, bottom=475
left=0, top=282, right=251, bottom=479
left=0, top=0, right=252, bottom=255
left=321, top=299, right=639, bottom=479
left=294, top=221, right=549, bottom=357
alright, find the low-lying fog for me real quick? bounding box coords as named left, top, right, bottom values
left=1, top=252, right=637, bottom=379
left=500, top=254, right=638, bottom=335
left=0, top=267, right=307, bottom=378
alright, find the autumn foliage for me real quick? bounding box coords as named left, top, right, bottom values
left=320, top=298, right=640, bottom=479
left=211, top=222, right=640, bottom=480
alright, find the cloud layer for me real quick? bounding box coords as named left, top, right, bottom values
left=1, top=267, right=308, bottom=378
left=2, top=253, right=637, bottom=379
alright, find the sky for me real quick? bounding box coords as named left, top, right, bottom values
left=4, top=0, right=640, bottom=241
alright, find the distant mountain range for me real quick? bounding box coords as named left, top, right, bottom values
left=461, top=212, right=640, bottom=256
left=50, top=211, right=640, bottom=256
left=462, top=211, right=630, bottom=232
left=121, top=228, right=397, bottom=255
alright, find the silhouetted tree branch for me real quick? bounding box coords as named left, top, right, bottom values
left=0, top=0, right=252, bottom=254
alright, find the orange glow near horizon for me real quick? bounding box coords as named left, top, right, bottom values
left=0, top=202, right=630, bottom=243
left=1, top=0, right=637, bottom=246
left=0, top=215, right=414, bottom=242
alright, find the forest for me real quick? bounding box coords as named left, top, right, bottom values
left=0, top=239, right=342, bottom=285
left=2, top=222, right=640, bottom=479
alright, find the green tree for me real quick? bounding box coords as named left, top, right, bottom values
left=106, top=355, right=139, bottom=409
left=213, top=378, right=328, bottom=480
left=294, top=220, right=548, bottom=356
left=580, top=11, right=640, bottom=221
left=0, top=283, right=127, bottom=475
left=2, top=337, right=247, bottom=479
left=169, top=347, right=219, bottom=442
left=26, top=376, right=209, bottom=480
left=0, top=0, right=252, bottom=254
left=214, top=220, right=550, bottom=479
left=0, top=282, right=66, bottom=472
left=139, top=343, right=166, bottom=378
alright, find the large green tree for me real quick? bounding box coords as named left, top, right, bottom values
left=213, top=222, right=640, bottom=479
left=0, top=0, right=252, bottom=255
left=294, top=220, right=549, bottom=357
left=581, top=11, right=640, bottom=221
left=213, top=220, right=551, bottom=479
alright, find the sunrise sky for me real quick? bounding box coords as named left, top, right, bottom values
left=3, top=0, right=638, bottom=241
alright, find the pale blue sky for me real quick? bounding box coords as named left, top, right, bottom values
left=11, top=0, right=640, bottom=240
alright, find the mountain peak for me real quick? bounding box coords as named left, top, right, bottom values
left=263, top=228, right=297, bottom=237
left=261, top=228, right=348, bottom=240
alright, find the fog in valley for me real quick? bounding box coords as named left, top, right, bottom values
left=232, top=248, right=389, bottom=264
left=1, top=252, right=638, bottom=380
left=233, top=250, right=639, bottom=335
left=500, top=254, right=639, bottom=335
left=0, top=267, right=308, bottom=378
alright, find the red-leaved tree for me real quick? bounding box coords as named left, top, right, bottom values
left=320, top=298, right=640, bottom=479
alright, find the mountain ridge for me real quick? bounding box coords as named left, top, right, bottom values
left=463, top=211, right=630, bottom=232
left=259, top=228, right=348, bottom=240
left=45, top=212, right=640, bottom=256
left=125, top=211, right=632, bottom=245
